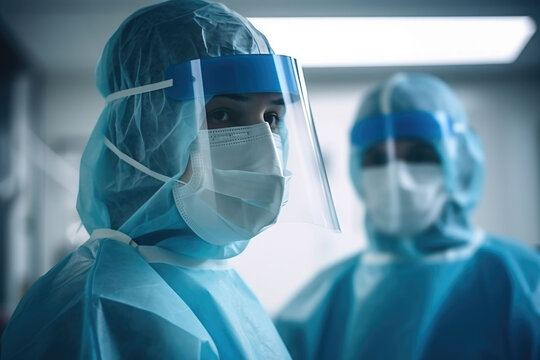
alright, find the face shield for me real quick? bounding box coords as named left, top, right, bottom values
left=104, top=54, right=340, bottom=245
left=350, top=111, right=463, bottom=236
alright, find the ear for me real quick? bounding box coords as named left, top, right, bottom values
left=452, top=130, right=484, bottom=211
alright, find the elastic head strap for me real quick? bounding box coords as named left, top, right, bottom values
left=105, top=79, right=173, bottom=103
left=103, top=137, right=186, bottom=185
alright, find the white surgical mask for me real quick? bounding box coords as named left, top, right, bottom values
left=103, top=122, right=290, bottom=246
left=173, top=123, right=291, bottom=245
left=361, top=160, right=446, bottom=237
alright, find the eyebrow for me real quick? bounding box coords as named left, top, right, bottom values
left=218, top=94, right=250, bottom=101
left=271, top=97, right=285, bottom=106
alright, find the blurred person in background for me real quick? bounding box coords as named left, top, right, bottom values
left=276, top=72, right=540, bottom=360
left=0, top=0, right=338, bottom=358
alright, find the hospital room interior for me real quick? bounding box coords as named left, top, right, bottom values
left=1, top=0, right=540, bottom=353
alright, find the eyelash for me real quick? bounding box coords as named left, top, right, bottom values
left=264, top=112, right=280, bottom=126
left=207, top=108, right=282, bottom=127
left=208, top=108, right=234, bottom=123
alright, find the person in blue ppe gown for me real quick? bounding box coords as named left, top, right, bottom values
left=1, top=1, right=338, bottom=358
left=275, top=72, right=540, bottom=360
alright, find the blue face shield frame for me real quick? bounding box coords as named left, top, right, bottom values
left=350, top=111, right=457, bottom=150
left=164, top=54, right=301, bottom=102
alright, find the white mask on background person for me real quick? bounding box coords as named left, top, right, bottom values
left=173, top=122, right=291, bottom=246
left=361, top=160, right=447, bottom=237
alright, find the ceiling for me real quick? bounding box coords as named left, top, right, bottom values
left=1, top=0, right=539, bottom=79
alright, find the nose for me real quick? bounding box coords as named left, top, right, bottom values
left=243, top=113, right=266, bottom=126
left=242, top=102, right=268, bottom=126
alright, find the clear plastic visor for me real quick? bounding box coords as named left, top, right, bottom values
left=173, top=55, right=340, bottom=236
left=103, top=54, right=340, bottom=242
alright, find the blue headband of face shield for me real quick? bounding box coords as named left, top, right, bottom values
left=350, top=111, right=459, bottom=150
left=165, top=54, right=301, bottom=101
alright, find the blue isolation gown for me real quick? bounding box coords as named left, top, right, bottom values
left=2, top=234, right=290, bottom=359
left=276, top=233, right=540, bottom=360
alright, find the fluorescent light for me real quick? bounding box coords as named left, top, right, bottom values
left=248, top=17, right=536, bottom=67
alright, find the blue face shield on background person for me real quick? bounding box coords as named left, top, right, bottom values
left=1, top=1, right=338, bottom=359
left=275, top=73, right=540, bottom=360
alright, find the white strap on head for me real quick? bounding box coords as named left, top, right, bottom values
left=103, top=138, right=174, bottom=183
left=105, top=79, right=174, bottom=103
left=379, top=73, right=406, bottom=116
left=90, top=228, right=137, bottom=248
left=379, top=73, right=406, bottom=231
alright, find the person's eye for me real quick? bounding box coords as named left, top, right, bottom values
left=207, top=108, right=236, bottom=128
left=362, top=148, right=389, bottom=168
left=264, top=112, right=280, bottom=129
left=406, top=144, right=441, bottom=164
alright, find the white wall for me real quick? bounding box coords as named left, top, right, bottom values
left=38, top=71, right=99, bottom=272
left=37, top=70, right=540, bottom=316
left=457, top=78, right=540, bottom=247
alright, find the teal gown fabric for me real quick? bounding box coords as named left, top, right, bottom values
left=2, top=237, right=290, bottom=359
left=276, top=235, right=540, bottom=360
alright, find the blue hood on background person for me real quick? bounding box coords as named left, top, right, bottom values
left=349, top=73, right=485, bottom=256
left=77, top=0, right=273, bottom=259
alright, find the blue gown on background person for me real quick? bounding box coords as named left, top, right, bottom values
left=275, top=73, right=540, bottom=360
left=1, top=1, right=293, bottom=358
